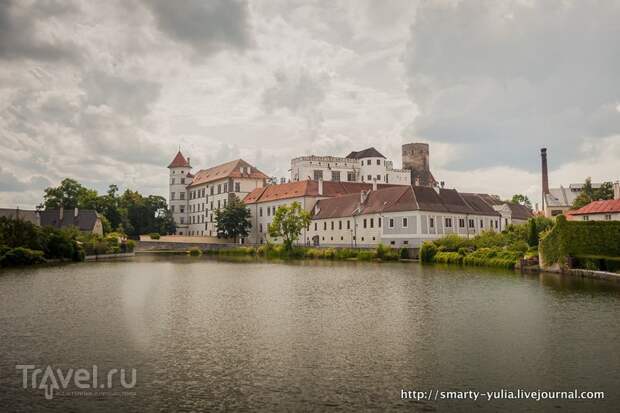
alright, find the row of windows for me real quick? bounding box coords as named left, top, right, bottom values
left=172, top=182, right=243, bottom=201
left=259, top=205, right=278, bottom=217
left=313, top=170, right=357, bottom=182
left=306, top=216, right=500, bottom=232
left=582, top=214, right=613, bottom=221
left=171, top=199, right=227, bottom=214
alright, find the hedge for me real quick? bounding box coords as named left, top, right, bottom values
left=0, top=247, right=47, bottom=267
left=539, top=216, right=620, bottom=266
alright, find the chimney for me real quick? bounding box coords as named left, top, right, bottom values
left=187, top=157, right=191, bottom=166
left=318, top=178, right=323, bottom=196
left=372, top=178, right=377, bottom=191
left=59, top=206, right=64, bottom=221
left=360, top=190, right=369, bottom=204
left=541, top=148, right=549, bottom=202
left=614, top=181, right=620, bottom=200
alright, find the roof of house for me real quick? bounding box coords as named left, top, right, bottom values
left=243, top=180, right=398, bottom=204
left=311, top=186, right=501, bottom=220
left=571, top=199, right=620, bottom=215
left=0, top=208, right=40, bottom=225
left=345, top=147, right=385, bottom=159
left=39, top=209, right=100, bottom=231
left=188, top=159, right=269, bottom=187
left=545, top=186, right=582, bottom=208
left=167, top=151, right=191, bottom=168
left=506, top=203, right=533, bottom=220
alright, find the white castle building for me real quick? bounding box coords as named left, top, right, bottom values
left=290, top=147, right=411, bottom=185
left=167, top=151, right=268, bottom=236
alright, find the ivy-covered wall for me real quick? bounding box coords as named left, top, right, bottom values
left=539, top=215, right=620, bottom=267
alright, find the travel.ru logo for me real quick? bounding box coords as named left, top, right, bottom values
left=16, top=364, right=137, bottom=400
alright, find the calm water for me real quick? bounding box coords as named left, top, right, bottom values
left=0, top=256, right=619, bottom=412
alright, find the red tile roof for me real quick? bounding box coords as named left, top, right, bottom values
left=243, top=180, right=399, bottom=204
left=571, top=199, right=620, bottom=215
left=167, top=151, right=190, bottom=168
left=188, top=159, right=269, bottom=187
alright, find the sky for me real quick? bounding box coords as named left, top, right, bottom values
left=1, top=0, right=619, bottom=209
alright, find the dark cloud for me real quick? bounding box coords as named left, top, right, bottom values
left=404, top=0, right=620, bottom=171
left=0, top=167, right=50, bottom=192
left=144, top=0, right=252, bottom=56
left=0, top=0, right=79, bottom=61
left=81, top=71, right=161, bottom=119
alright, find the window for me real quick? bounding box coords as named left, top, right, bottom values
left=314, top=222, right=318, bottom=231
left=370, top=218, right=374, bottom=228
left=604, top=214, right=612, bottom=221
left=367, top=175, right=372, bottom=181
left=582, top=216, right=589, bottom=221
left=332, top=171, right=341, bottom=181
left=390, top=241, right=395, bottom=245
left=378, top=218, right=381, bottom=227
left=210, top=202, right=213, bottom=210
left=180, top=217, right=184, bottom=224
left=347, top=172, right=356, bottom=181
left=171, top=178, right=175, bottom=185
left=314, top=170, right=323, bottom=181
left=331, top=221, right=334, bottom=230
left=259, top=207, right=263, bottom=217
left=468, top=219, right=475, bottom=228
left=267, top=207, right=271, bottom=217
left=389, top=218, right=394, bottom=228
left=235, top=182, right=240, bottom=192
left=339, top=221, right=342, bottom=230
left=459, top=219, right=465, bottom=228
left=223, top=183, right=228, bottom=193
left=429, top=217, right=434, bottom=228
left=259, top=223, right=263, bottom=232
left=272, top=206, right=275, bottom=215
left=347, top=220, right=351, bottom=229
left=403, top=240, right=409, bottom=245
left=324, top=222, right=327, bottom=230
left=402, top=217, right=408, bottom=228
left=223, top=199, right=227, bottom=208
left=363, top=218, right=367, bottom=228
left=180, top=206, right=185, bottom=213
left=376, top=174, right=381, bottom=181
left=171, top=192, right=176, bottom=200
left=217, top=184, right=221, bottom=194
left=171, top=205, right=175, bottom=213
left=480, top=219, right=484, bottom=228
left=201, top=188, right=205, bottom=197
left=445, top=218, right=452, bottom=228
left=210, top=186, right=214, bottom=195
left=180, top=192, right=185, bottom=200
left=376, top=159, right=381, bottom=165
left=181, top=178, right=185, bottom=185
left=217, top=200, right=221, bottom=209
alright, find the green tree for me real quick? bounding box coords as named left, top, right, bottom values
left=510, top=194, right=532, bottom=209
left=41, top=178, right=92, bottom=209
left=571, top=178, right=614, bottom=209
left=572, top=192, right=592, bottom=210
left=268, top=201, right=311, bottom=250
left=527, top=218, right=539, bottom=247
left=214, top=195, right=251, bottom=242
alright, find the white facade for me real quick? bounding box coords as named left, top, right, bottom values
left=306, top=211, right=501, bottom=249
left=169, top=166, right=191, bottom=234
left=575, top=212, right=620, bottom=221
left=290, top=155, right=410, bottom=185
left=186, top=177, right=264, bottom=237
left=246, top=196, right=318, bottom=245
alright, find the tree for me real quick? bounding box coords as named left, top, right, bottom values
left=510, top=194, right=532, bottom=209
left=214, top=195, right=251, bottom=242
left=571, top=178, right=614, bottom=209
left=572, top=192, right=592, bottom=210
left=527, top=218, right=539, bottom=247
left=268, top=201, right=311, bottom=250
left=41, top=178, right=93, bottom=209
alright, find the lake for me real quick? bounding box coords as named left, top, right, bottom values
left=0, top=256, right=619, bottom=412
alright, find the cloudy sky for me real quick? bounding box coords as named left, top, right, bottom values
left=1, top=0, right=619, bottom=209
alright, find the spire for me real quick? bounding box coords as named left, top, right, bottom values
left=167, top=150, right=190, bottom=168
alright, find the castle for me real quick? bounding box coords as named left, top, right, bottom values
left=289, top=143, right=437, bottom=186
left=168, top=143, right=442, bottom=237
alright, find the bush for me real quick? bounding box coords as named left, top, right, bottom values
left=357, top=250, right=375, bottom=261
left=188, top=247, right=203, bottom=256
left=571, top=255, right=620, bottom=273
left=433, top=234, right=473, bottom=252
left=149, top=233, right=161, bottom=240
left=0, top=244, right=10, bottom=257
left=434, top=251, right=463, bottom=265
left=419, top=242, right=438, bottom=263
left=376, top=244, right=398, bottom=261
left=399, top=247, right=409, bottom=259
left=0, top=247, right=46, bottom=267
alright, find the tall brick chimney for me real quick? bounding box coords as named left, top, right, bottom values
left=541, top=148, right=549, bottom=209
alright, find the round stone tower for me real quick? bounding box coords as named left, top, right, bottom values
left=402, top=142, right=437, bottom=187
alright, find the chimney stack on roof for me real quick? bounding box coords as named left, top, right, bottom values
left=360, top=189, right=369, bottom=205
left=372, top=178, right=377, bottom=191
left=614, top=181, right=620, bottom=200
left=318, top=178, right=323, bottom=196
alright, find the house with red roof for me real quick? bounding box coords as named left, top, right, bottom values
left=167, top=150, right=269, bottom=236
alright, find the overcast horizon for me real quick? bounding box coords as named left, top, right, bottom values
left=1, top=0, right=619, bottom=209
